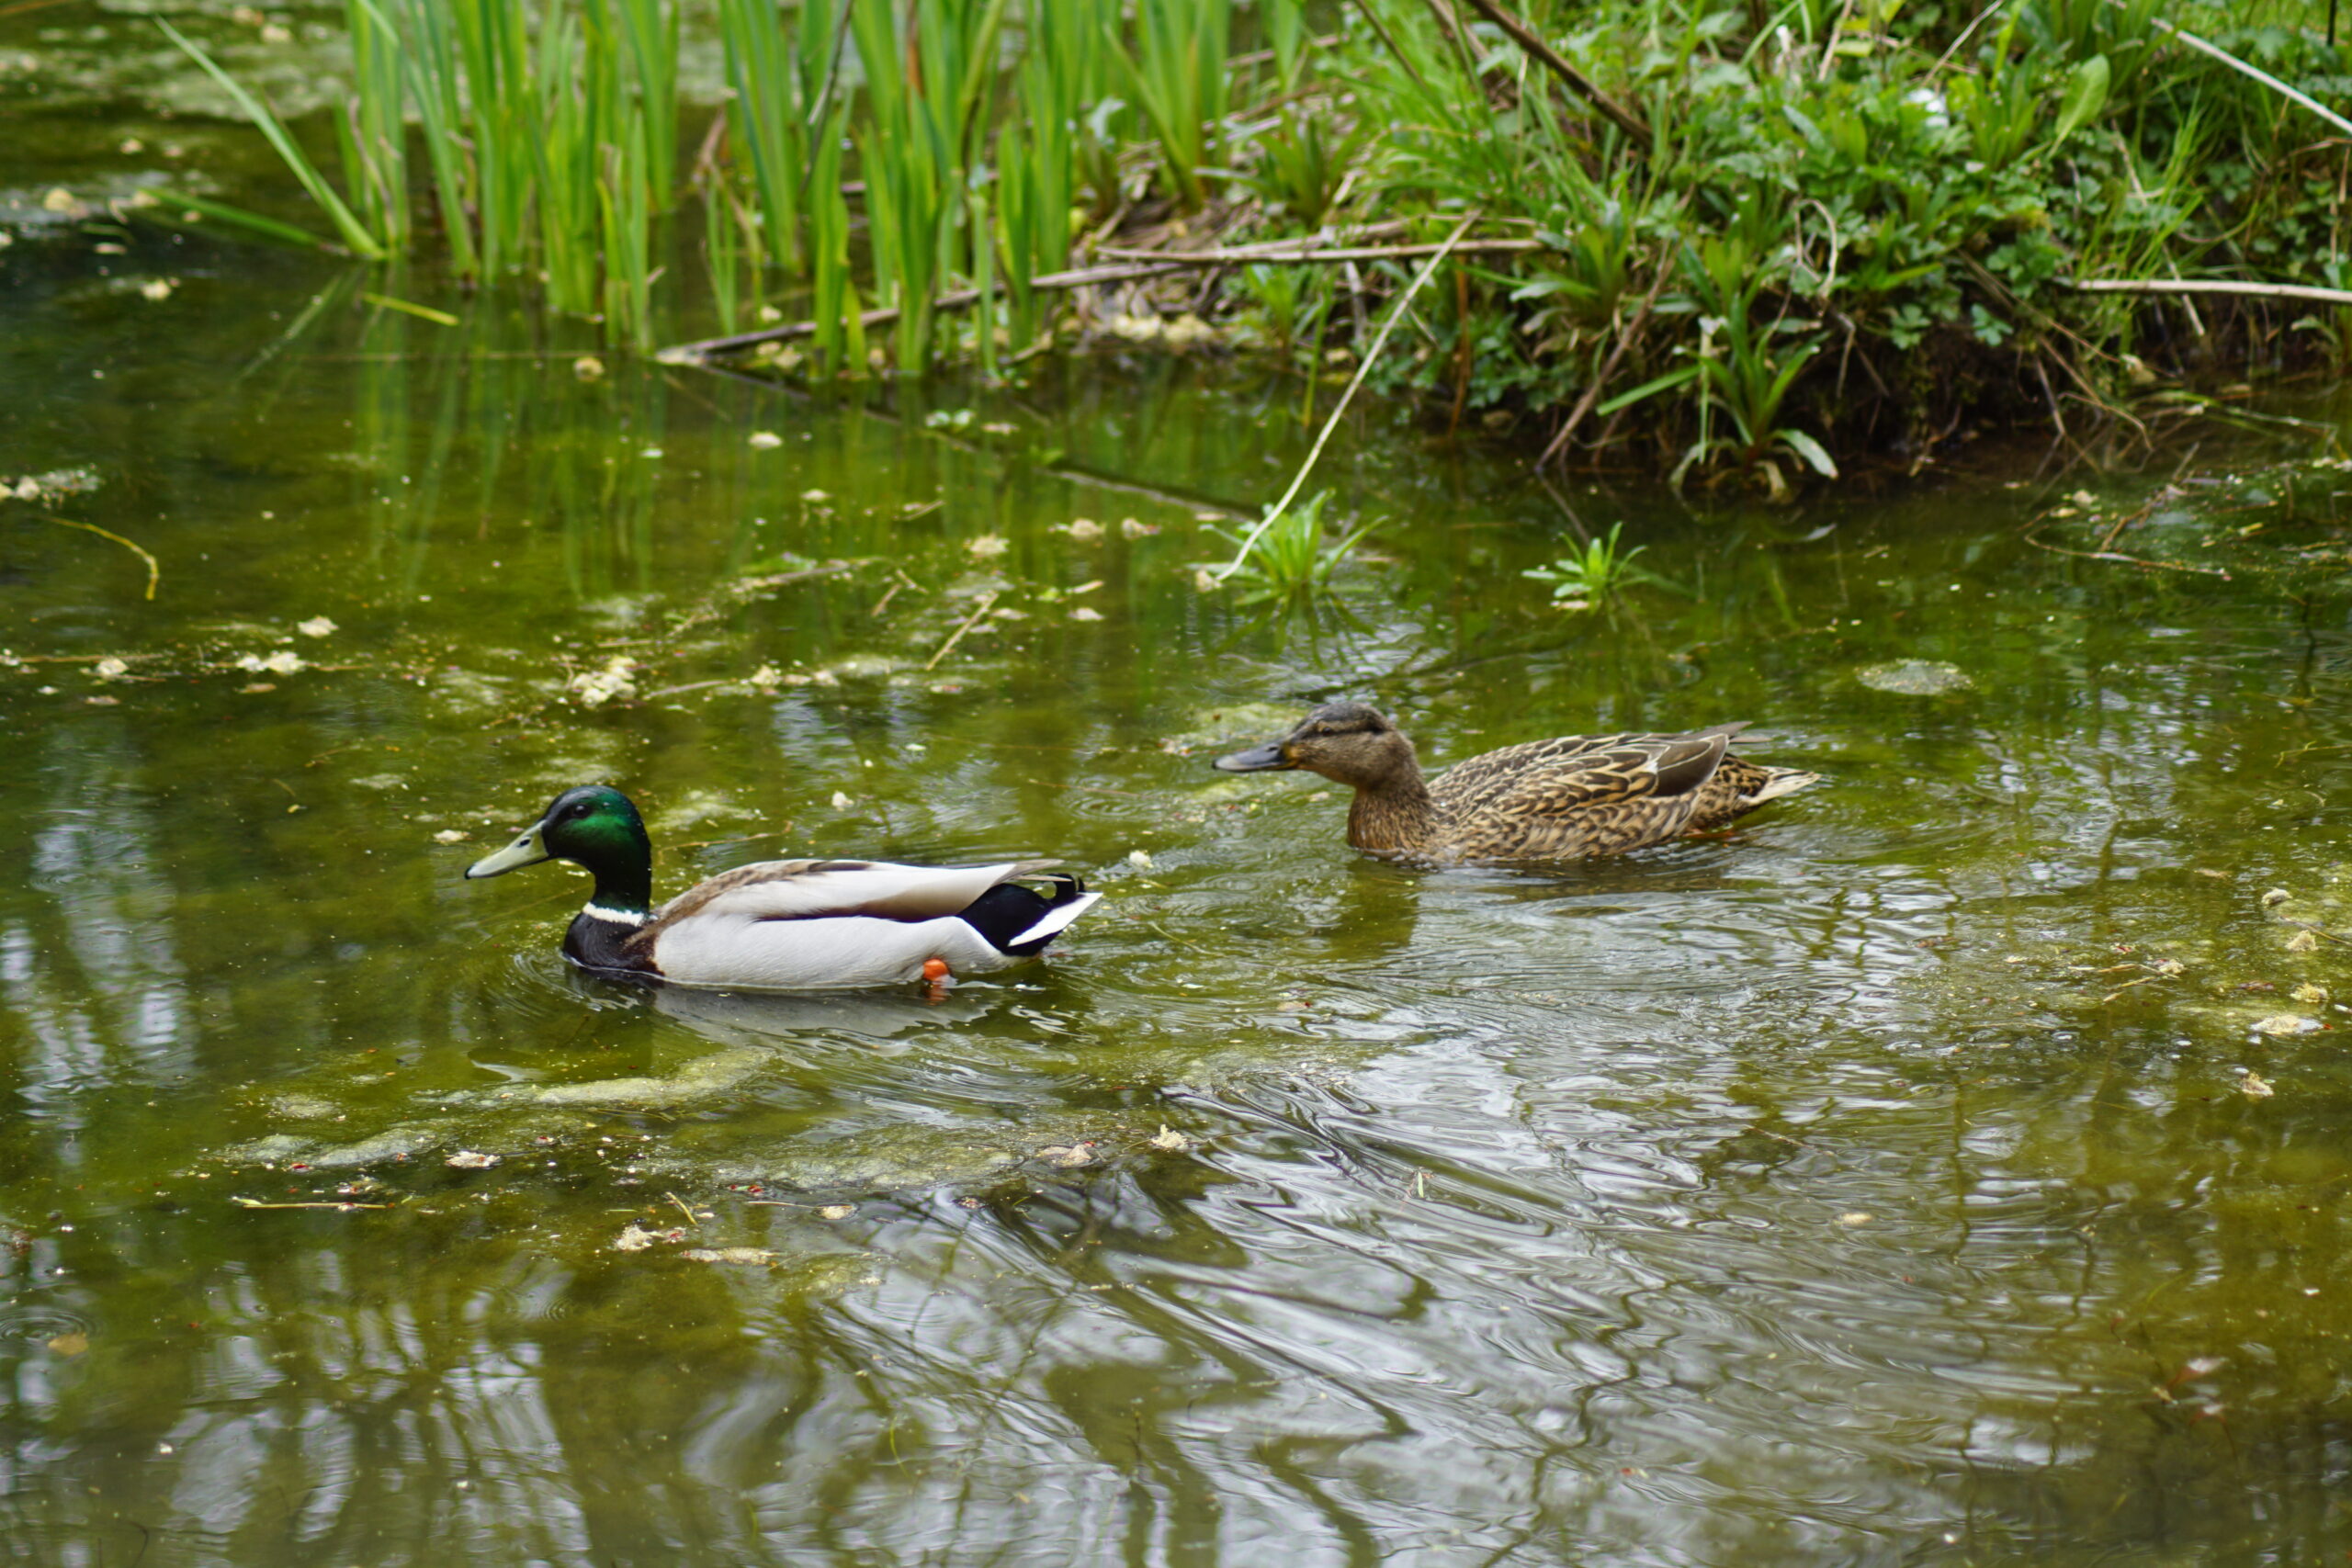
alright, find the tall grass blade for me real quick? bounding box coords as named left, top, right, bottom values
left=145, top=186, right=336, bottom=250
left=155, top=16, right=387, bottom=259
left=718, top=0, right=809, bottom=274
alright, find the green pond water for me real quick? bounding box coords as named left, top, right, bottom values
left=17, top=57, right=2352, bottom=1568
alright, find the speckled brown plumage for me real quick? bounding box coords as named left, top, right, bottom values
left=1211, top=703, right=1820, bottom=862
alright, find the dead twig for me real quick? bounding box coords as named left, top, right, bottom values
left=1455, top=0, right=1650, bottom=141
left=2150, top=19, right=2352, bottom=138
left=2021, top=526, right=2233, bottom=579
left=2097, top=502, right=2155, bottom=551
left=925, top=591, right=1000, bottom=671
left=2073, top=276, right=2352, bottom=308
left=1095, top=238, right=1541, bottom=265
left=1537, top=263, right=1671, bottom=469
left=662, top=240, right=1542, bottom=361
left=1212, top=211, right=1484, bottom=581
left=662, top=263, right=1193, bottom=360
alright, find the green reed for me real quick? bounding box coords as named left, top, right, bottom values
left=166, top=0, right=2352, bottom=483
left=1113, top=0, right=1232, bottom=211
left=702, top=167, right=745, bottom=336
left=156, top=17, right=387, bottom=259
left=715, top=0, right=827, bottom=275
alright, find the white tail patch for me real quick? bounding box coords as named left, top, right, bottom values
left=1739, top=770, right=1823, bottom=807
left=1010, top=891, right=1102, bottom=947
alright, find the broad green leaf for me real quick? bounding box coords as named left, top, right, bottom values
left=2052, top=55, right=2110, bottom=147
left=1779, top=428, right=1840, bottom=478
left=1597, top=364, right=1701, bottom=415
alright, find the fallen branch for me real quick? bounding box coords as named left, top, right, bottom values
left=662, top=237, right=1543, bottom=361
left=2021, top=526, right=2233, bottom=579
left=2074, top=276, right=2352, bottom=308
left=2282, top=917, right=2352, bottom=948
left=1455, top=0, right=1650, bottom=142
left=1096, top=238, right=1540, bottom=265
left=661, top=262, right=1193, bottom=360
left=926, top=590, right=1001, bottom=671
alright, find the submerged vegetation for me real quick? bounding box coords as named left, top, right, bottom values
left=154, top=0, right=2352, bottom=482
left=1209, top=490, right=1380, bottom=602
left=1521, top=522, right=1665, bottom=610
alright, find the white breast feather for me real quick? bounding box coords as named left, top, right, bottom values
left=651, top=913, right=1009, bottom=990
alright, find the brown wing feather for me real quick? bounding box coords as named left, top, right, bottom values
left=1434, top=733, right=1643, bottom=812
left=1438, top=728, right=1735, bottom=818
left=1425, top=726, right=1740, bottom=859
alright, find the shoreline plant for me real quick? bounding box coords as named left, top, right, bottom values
left=142, top=0, right=2352, bottom=487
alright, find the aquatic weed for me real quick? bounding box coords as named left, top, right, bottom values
left=1210, top=491, right=1378, bottom=602
left=1521, top=523, right=1669, bottom=610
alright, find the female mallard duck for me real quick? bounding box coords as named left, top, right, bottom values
left=465, top=784, right=1100, bottom=989
left=1212, top=702, right=1819, bottom=862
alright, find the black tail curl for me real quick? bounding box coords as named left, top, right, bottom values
left=956, top=872, right=1089, bottom=955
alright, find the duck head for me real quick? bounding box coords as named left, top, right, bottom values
left=1212, top=702, right=1420, bottom=790
left=466, top=784, right=654, bottom=909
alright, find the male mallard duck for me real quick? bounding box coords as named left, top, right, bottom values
left=1212, top=702, right=1819, bottom=861
left=465, top=784, right=1100, bottom=990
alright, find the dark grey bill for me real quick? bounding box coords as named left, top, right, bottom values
left=1212, top=743, right=1293, bottom=773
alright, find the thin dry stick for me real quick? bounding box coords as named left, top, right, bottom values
left=2152, top=17, right=2352, bottom=138
left=1814, top=0, right=1855, bottom=81
left=40, top=517, right=160, bottom=600
left=1926, top=1, right=2002, bottom=78
left=925, top=591, right=1000, bottom=671
left=2096, top=502, right=2154, bottom=551
left=1536, top=264, right=1670, bottom=469
left=1347, top=0, right=1432, bottom=94
left=2280, top=918, right=2352, bottom=948
left=661, top=240, right=1539, bottom=361
left=1212, top=212, right=1481, bottom=581
left=2074, top=277, right=2352, bottom=308
left=1097, top=238, right=1540, bottom=265
left=661, top=261, right=1193, bottom=358
left=1455, top=0, right=1649, bottom=141
left=2021, top=526, right=2232, bottom=578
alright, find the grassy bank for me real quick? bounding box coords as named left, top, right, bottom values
left=164, top=0, right=2352, bottom=489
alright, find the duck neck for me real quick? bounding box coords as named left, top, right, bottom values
left=577, top=852, right=653, bottom=920
left=561, top=851, right=656, bottom=976
left=1345, top=773, right=1442, bottom=853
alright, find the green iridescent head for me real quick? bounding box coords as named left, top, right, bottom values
left=465, top=784, right=655, bottom=910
